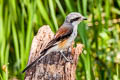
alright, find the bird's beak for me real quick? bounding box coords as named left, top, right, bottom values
left=83, top=17, right=87, bottom=20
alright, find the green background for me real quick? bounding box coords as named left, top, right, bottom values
left=0, top=0, right=120, bottom=80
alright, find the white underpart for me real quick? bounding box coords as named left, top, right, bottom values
left=65, top=24, right=78, bottom=48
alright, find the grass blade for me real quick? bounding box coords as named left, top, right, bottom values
left=11, top=21, right=20, bottom=68
left=64, top=0, right=73, bottom=12
left=37, top=0, right=55, bottom=32
left=55, top=0, right=66, bottom=18
left=77, top=0, right=82, bottom=13
left=49, top=0, right=58, bottom=31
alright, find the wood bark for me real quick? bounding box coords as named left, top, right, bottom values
left=24, top=25, right=83, bottom=80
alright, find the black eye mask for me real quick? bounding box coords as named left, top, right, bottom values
left=70, top=17, right=81, bottom=23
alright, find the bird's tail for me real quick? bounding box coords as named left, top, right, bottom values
left=22, top=49, right=48, bottom=73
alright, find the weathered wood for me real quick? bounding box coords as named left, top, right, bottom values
left=24, top=25, right=83, bottom=80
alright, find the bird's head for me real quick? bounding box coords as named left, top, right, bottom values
left=65, top=12, right=87, bottom=26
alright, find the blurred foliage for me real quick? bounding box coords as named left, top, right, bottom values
left=0, top=0, right=120, bottom=80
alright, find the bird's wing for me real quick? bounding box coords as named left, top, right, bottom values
left=55, top=25, right=73, bottom=39
left=46, top=25, right=73, bottom=49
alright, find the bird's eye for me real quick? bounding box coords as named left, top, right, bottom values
left=70, top=17, right=81, bottom=23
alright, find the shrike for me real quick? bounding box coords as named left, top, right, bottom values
left=22, top=12, right=87, bottom=73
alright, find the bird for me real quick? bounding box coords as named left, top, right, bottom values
left=22, top=12, right=87, bottom=73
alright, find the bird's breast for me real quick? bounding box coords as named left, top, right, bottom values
left=58, top=35, right=76, bottom=50
left=58, top=38, right=68, bottom=49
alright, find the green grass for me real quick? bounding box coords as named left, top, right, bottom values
left=0, top=0, right=120, bottom=80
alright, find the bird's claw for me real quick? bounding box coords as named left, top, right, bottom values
left=66, top=59, right=74, bottom=64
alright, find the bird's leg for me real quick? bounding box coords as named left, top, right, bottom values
left=59, top=51, right=73, bottom=63
left=67, top=46, right=71, bottom=53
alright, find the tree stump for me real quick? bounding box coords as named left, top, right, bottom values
left=24, top=25, right=83, bottom=80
